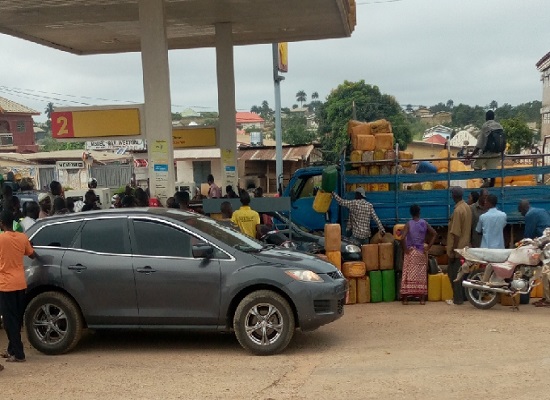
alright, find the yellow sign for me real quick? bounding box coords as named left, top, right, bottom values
left=52, top=107, right=141, bottom=138
left=278, top=42, right=288, bottom=73
left=172, top=127, right=216, bottom=148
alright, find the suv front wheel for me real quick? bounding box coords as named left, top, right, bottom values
left=233, top=290, right=295, bottom=355
left=25, top=292, right=84, bottom=355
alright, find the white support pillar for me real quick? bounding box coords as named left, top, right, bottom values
left=215, top=23, right=238, bottom=194
left=139, top=0, right=175, bottom=201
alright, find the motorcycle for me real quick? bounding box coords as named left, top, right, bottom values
left=456, top=229, right=550, bottom=310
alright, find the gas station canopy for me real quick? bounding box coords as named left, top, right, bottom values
left=0, top=0, right=356, bottom=55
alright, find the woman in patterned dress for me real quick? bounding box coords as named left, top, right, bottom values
left=400, top=204, right=436, bottom=305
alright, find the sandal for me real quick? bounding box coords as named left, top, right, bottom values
left=534, top=301, right=550, bottom=308
left=533, top=299, right=548, bottom=306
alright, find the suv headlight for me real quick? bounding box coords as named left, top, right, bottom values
left=285, top=270, right=323, bottom=282
left=345, top=244, right=361, bottom=253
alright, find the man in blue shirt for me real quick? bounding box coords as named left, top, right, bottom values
left=518, top=200, right=550, bottom=239
left=476, top=194, right=507, bottom=249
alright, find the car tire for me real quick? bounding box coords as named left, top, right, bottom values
left=233, top=290, right=295, bottom=356
left=25, top=292, right=84, bottom=355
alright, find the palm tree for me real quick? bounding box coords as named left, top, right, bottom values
left=489, top=100, right=498, bottom=110
left=250, top=105, right=261, bottom=114
left=311, top=92, right=319, bottom=101
left=44, top=102, right=55, bottom=120
left=446, top=99, right=454, bottom=109
left=296, top=90, right=307, bottom=107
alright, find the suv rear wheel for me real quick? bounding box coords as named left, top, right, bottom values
left=233, top=290, right=295, bottom=355
left=25, top=292, right=84, bottom=355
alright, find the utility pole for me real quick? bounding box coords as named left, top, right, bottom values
left=272, top=43, right=285, bottom=194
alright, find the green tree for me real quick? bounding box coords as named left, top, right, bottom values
left=44, top=102, right=55, bottom=119
left=501, top=117, right=536, bottom=154
left=295, top=90, right=307, bottom=107
left=451, top=104, right=485, bottom=127
left=250, top=105, right=261, bottom=114
left=311, top=92, right=319, bottom=101
left=282, top=114, right=316, bottom=145
left=430, top=102, right=449, bottom=113
left=489, top=100, right=498, bottom=110
left=405, top=104, right=413, bottom=113
left=317, top=80, right=412, bottom=163
left=446, top=99, right=454, bottom=109
left=39, top=134, right=85, bottom=151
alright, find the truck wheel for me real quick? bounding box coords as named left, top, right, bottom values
left=25, top=292, right=84, bottom=355
left=464, top=271, right=499, bottom=310
left=233, top=290, right=295, bottom=356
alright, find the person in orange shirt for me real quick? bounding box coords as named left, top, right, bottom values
left=0, top=209, right=38, bottom=366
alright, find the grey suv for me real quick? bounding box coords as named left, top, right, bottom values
left=24, top=209, right=346, bottom=355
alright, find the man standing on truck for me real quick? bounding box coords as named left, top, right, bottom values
left=332, top=187, right=385, bottom=245
left=447, top=186, right=472, bottom=305
left=468, top=110, right=505, bottom=188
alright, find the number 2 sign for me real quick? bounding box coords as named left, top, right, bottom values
left=52, top=112, right=75, bottom=138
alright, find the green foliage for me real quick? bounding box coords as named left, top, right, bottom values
left=429, top=102, right=451, bottom=113
left=317, top=80, right=412, bottom=162
left=451, top=104, right=486, bottom=127
left=282, top=114, right=316, bottom=145
left=39, top=133, right=85, bottom=151
left=44, top=102, right=55, bottom=120
left=171, top=112, right=182, bottom=121
left=295, top=90, right=307, bottom=106
left=501, top=117, right=536, bottom=154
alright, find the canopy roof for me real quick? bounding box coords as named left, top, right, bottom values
left=0, top=0, right=356, bottom=55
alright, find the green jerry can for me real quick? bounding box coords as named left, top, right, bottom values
left=381, top=269, right=396, bottom=302
left=321, top=165, right=338, bottom=192
left=369, top=270, right=383, bottom=303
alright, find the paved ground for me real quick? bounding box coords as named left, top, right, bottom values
left=1, top=301, right=550, bottom=400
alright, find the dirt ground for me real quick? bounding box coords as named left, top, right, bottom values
left=2, top=301, right=550, bottom=400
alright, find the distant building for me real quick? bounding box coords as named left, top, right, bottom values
left=0, top=96, right=40, bottom=153
left=449, top=130, right=478, bottom=148
left=536, top=51, right=550, bottom=140
left=423, top=125, right=453, bottom=140
left=236, top=112, right=265, bottom=130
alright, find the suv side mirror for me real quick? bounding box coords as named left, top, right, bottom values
left=192, top=242, right=214, bottom=259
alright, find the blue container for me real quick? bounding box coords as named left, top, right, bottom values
left=416, top=161, right=437, bottom=174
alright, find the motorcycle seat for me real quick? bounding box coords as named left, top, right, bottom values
left=465, top=248, right=513, bottom=263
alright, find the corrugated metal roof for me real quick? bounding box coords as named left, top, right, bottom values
left=239, top=145, right=315, bottom=162
left=0, top=96, right=39, bottom=115
left=424, top=134, right=447, bottom=145
left=0, top=152, right=38, bottom=164
left=236, top=112, right=264, bottom=124
left=24, top=150, right=131, bottom=163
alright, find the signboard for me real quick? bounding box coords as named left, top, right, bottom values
left=173, top=127, right=216, bottom=148
left=278, top=42, right=288, bottom=73
left=52, top=106, right=142, bottom=139
left=86, top=139, right=147, bottom=151
left=56, top=161, right=85, bottom=169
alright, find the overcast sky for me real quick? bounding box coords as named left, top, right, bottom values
left=0, top=0, right=548, bottom=122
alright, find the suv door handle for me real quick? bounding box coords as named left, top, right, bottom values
left=68, top=264, right=87, bottom=271
left=136, top=266, right=156, bottom=274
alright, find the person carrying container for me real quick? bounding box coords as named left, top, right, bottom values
left=332, top=187, right=385, bottom=245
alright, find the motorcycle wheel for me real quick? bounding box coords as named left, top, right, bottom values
left=464, top=270, right=499, bottom=310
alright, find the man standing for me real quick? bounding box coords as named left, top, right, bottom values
left=518, top=199, right=550, bottom=239
left=332, top=187, right=385, bottom=245
left=231, top=192, right=260, bottom=238
left=447, top=186, right=472, bottom=305
left=0, top=209, right=38, bottom=364
left=517, top=200, right=550, bottom=307
left=470, top=189, right=488, bottom=248
left=476, top=194, right=507, bottom=249
left=468, top=110, right=504, bottom=188
left=207, top=174, right=221, bottom=199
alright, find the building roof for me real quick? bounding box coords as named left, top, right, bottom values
left=239, top=144, right=316, bottom=162
left=236, top=112, right=264, bottom=124
left=0, top=96, right=40, bottom=115
left=0, top=152, right=38, bottom=165
left=180, top=108, right=201, bottom=118
left=423, top=134, right=447, bottom=145
left=449, top=130, right=478, bottom=147
left=536, top=51, right=550, bottom=70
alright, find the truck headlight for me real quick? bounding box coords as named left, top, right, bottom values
left=345, top=244, right=361, bottom=253
left=285, top=270, right=323, bottom=282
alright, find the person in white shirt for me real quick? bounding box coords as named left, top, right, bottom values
left=20, top=201, right=39, bottom=232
